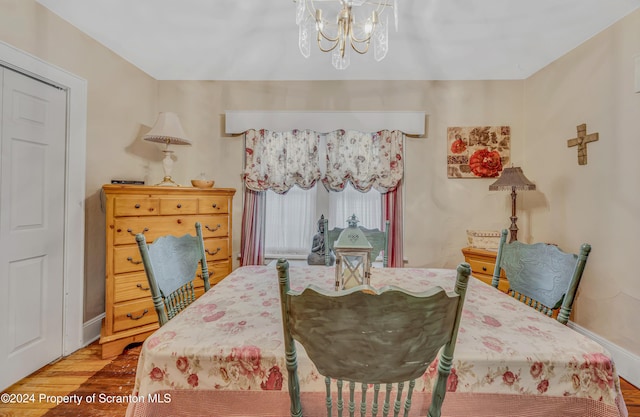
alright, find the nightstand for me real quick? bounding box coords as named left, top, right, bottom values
left=461, top=247, right=508, bottom=293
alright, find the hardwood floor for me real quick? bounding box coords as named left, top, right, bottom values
left=0, top=343, right=113, bottom=417
left=624, top=378, right=640, bottom=417
left=1, top=341, right=639, bottom=417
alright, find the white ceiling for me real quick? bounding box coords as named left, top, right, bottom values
left=36, top=0, right=640, bottom=81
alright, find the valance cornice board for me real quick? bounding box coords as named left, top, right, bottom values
left=225, top=111, right=426, bottom=135
left=243, top=129, right=403, bottom=194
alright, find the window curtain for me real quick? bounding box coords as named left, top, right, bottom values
left=329, top=183, right=381, bottom=230
left=323, top=129, right=404, bottom=193
left=240, top=188, right=266, bottom=266
left=325, top=129, right=404, bottom=266
left=241, top=128, right=404, bottom=265
left=265, top=187, right=317, bottom=256
left=241, top=128, right=320, bottom=264
left=243, top=129, right=321, bottom=194
left=382, top=179, right=404, bottom=268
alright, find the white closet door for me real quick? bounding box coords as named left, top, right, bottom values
left=0, top=67, right=67, bottom=390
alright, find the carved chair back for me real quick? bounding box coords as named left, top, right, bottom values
left=277, top=259, right=470, bottom=417
left=135, top=222, right=210, bottom=326
left=492, top=229, right=591, bottom=324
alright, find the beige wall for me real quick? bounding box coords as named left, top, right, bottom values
left=0, top=0, right=158, bottom=321
left=157, top=80, right=524, bottom=272
left=524, top=9, right=640, bottom=356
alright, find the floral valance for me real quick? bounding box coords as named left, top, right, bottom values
left=243, top=129, right=403, bottom=194
left=323, top=130, right=403, bottom=193
left=243, top=129, right=321, bottom=194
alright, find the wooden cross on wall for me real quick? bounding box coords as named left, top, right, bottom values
left=567, top=123, right=599, bottom=165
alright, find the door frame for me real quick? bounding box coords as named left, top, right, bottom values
left=0, top=41, right=87, bottom=356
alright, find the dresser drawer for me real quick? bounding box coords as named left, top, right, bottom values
left=204, top=237, right=231, bottom=262
left=113, top=215, right=225, bottom=245
left=472, top=272, right=509, bottom=292
left=117, top=262, right=231, bottom=304
left=200, top=214, right=230, bottom=239
left=194, top=261, right=231, bottom=288
left=462, top=246, right=508, bottom=293
left=160, top=198, right=198, bottom=215
left=114, top=197, right=159, bottom=217
left=468, top=259, right=497, bottom=277
left=113, top=246, right=145, bottom=274
left=493, top=276, right=510, bottom=293
left=199, top=196, right=229, bottom=214
left=113, top=216, right=185, bottom=245
left=114, top=272, right=153, bottom=303
left=208, top=261, right=232, bottom=284
left=113, top=298, right=158, bottom=332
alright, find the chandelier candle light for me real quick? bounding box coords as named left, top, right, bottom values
left=143, top=112, right=192, bottom=187
left=488, top=166, right=536, bottom=243
left=295, top=0, right=398, bottom=70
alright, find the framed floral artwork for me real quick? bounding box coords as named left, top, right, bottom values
left=447, top=126, right=511, bottom=178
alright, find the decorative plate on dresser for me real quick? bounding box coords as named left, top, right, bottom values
left=99, top=184, right=236, bottom=359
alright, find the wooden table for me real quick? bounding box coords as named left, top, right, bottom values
left=126, top=265, right=627, bottom=417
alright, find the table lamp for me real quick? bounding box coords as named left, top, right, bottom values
left=489, top=166, right=536, bottom=243
left=143, top=112, right=192, bottom=186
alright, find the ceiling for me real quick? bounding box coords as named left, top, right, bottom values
left=36, top=0, right=640, bottom=81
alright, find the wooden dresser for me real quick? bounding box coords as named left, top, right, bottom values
left=461, top=246, right=508, bottom=293
left=99, top=185, right=236, bottom=359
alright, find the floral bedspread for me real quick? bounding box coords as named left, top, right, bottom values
left=129, top=266, right=626, bottom=416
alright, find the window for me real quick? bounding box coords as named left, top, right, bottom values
left=264, top=183, right=382, bottom=258
left=242, top=127, right=404, bottom=266
left=264, top=186, right=316, bottom=257
left=329, top=183, right=381, bottom=230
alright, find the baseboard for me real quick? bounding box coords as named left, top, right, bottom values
left=568, top=321, right=640, bottom=388
left=82, top=313, right=105, bottom=347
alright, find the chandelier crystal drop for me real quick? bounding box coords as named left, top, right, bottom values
left=295, top=0, right=398, bottom=70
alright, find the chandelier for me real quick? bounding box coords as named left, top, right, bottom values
left=295, top=0, right=398, bottom=70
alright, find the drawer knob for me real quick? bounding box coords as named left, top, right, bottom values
left=482, top=267, right=487, bottom=271
left=127, top=309, right=148, bottom=320
left=136, top=283, right=150, bottom=291
left=127, top=227, right=149, bottom=236
left=205, top=224, right=221, bottom=232
left=177, top=204, right=182, bottom=208
left=135, top=204, right=141, bottom=209
left=206, top=248, right=221, bottom=256
left=212, top=203, right=219, bottom=209
left=126, top=257, right=142, bottom=265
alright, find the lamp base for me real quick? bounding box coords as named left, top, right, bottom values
left=509, top=215, right=519, bottom=243
left=509, top=188, right=518, bottom=242
left=155, top=149, right=180, bottom=186
left=155, top=176, right=180, bottom=187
